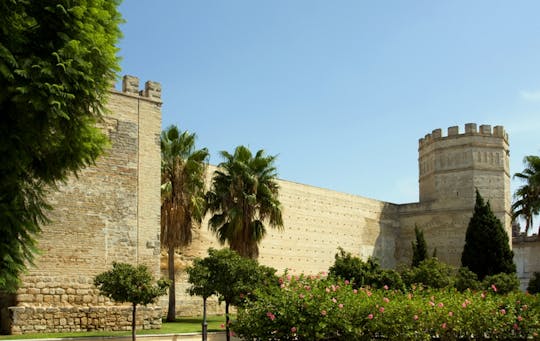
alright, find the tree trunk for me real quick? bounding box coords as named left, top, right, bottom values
left=132, top=303, right=137, bottom=341
left=225, top=301, right=230, bottom=341
left=166, top=246, right=176, bottom=322
left=202, top=297, right=208, bottom=341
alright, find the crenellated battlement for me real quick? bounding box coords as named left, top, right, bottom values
left=112, top=75, right=162, bottom=102
left=419, top=123, right=508, bottom=149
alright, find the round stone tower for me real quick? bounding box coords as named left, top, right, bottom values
left=418, top=123, right=511, bottom=234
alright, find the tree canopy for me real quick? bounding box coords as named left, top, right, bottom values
left=0, top=0, right=122, bottom=292
left=206, top=145, right=283, bottom=259
left=461, top=190, right=516, bottom=280
left=94, top=262, right=169, bottom=341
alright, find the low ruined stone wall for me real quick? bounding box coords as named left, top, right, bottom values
left=9, top=305, right=162, bottom=335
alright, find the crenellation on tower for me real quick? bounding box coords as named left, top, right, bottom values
left=118, top=75, right=162, bottom=102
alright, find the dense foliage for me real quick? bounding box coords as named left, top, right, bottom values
left=513, top=155, right=540, bottom=234
left=186, top=248, right=278, bottom=341
left=206, top=146, right=283, bottom=259
left=232, top=274, right=539, bottom=340
left=94, top=263, right=169, bottom=341
left=461, top=190, right=516, bottom=280
left=528, top=272, right=540, bottom=295
left=0, top=0, right=122, bottom=292
left=329, top=248, right=404, bottom=290
left=160, top=124, right=209, bottom=321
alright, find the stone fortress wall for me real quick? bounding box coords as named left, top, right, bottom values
left=3, top=76, right=535, bottom=333
left=2, top=76, right=163, bottom=334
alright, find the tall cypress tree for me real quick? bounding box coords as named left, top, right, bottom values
left=411, top=225, right=428, bottom=267
left=461, top=190, right=516, bottom=280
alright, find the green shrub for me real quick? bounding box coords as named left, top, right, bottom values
left=527, top=272, right=540, bottom=294
left=329, top=248, right=403, bottom=290
left=402, top=258, right=455, bottom=289
left=454, top=267, right=481, bottom=292
left=482, top=272, right=520, bottom=295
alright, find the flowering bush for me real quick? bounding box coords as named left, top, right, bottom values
left=231, top=274, right=540, bottom=340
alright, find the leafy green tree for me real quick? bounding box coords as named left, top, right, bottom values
left=160, top=125, right=209, bottom=321
left=186, top=257, right=216, bottom=341
left=513, top=155, right=540, bottom=234
left=461, top=190, right=516, bottom=280
left=206, top=145, right=284, bottom=259
left=454, top=267, right=480, bottom=292
left=0, top=1, right=122, bottom=292
left=411, top=225, right=428, bottom=267
left=191, top=248, right=277, bottom=341
left=94, top=263, right=169, bottom=341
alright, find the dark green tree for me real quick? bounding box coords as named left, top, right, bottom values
left=461, top=190, right=516, bottom=280
left=161, top=125, right=209, bottom=321
left=0, top=1, right=122, bottom=292
left=206, top=146, right=284, bottom=259
left=512, top=155, right=540, bottom=234
left=411, top=225, right=428, bottom=267
left=94, top=263, right=169, bottom=341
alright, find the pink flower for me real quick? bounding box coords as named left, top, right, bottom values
left=429, top=301, right=435, bottom=307
left=338, top=303, right=344, bottom=309
left=367, top=291, right=372, bottom=297
left=441, top=323, right=447, bottom=329
left=413, top=315, right=419, bottom=321
left=481, top=292, right=486, bottom=299
left=438, top=302, right=444, bottom=308
left=522, top=304, right=529, bottom=311
left=304, top=285, right=311, bottom=291
left=266, top=312, right=276, bottom=321
left=344, top=280, right=350, bottom=285
left=331, top=284, right=337, bottom=292
left=332, top=297, right=337, bottom=303
left=220, top=324, right=225, bottom=328
left=383, top=297, right=389, bottom=303
left=513, top=323, right=519, bottom=330
left=321, top=310, right=327, bottom=316
left=325, top=287, right=331, bottom=293
left=280, top=283, right=285, bottom=288
left=279, top=278, right=284, bottom=284
left=462, top=302, right=467, bottom=308
left=379, top=307, right=385, bottom=313
left=353, top=289, right=358, bottom=294
left=518, top=315, right=523, bottom=321
left=407, top=293, right=413, bottom=300
left=383, top=285, right=389, bottom=290
left=491, top=284, right=497, bottom=292
left=287, top=275, right=291, bottom=280
left=500, top=308, right=506, bottom=315
left=368, top=313, right=374, bottom=320
left=299, top=294, right=305, bottom=299
left=448, top=311, right=453, bottom=317
left=291, top=326, right=297, bottom=333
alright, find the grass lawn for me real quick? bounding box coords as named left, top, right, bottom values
left=0, top=315, right=228, bottom=340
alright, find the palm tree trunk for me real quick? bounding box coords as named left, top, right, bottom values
left=132, top=302, right=137, bottom=341
left=166, top=245, right=176, bottom=322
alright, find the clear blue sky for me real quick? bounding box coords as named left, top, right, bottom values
left=118, top=1, right=540, bottom=204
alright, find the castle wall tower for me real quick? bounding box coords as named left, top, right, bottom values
left=397, top=124, right=511, bottom=266
left=418, top=123, right=511, bottom=229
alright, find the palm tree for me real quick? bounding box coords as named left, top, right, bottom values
left=161, top=125, right=209, bottom=322
left=206, top=145, right=284, bottom=259
left=513, top=155, right=540, bottom=234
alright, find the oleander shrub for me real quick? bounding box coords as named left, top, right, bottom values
left=231, top=274, right=540, bottom=340
left=454, top=267, right=481, bottom=292
left=401, top=258, right=455, bottom=289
